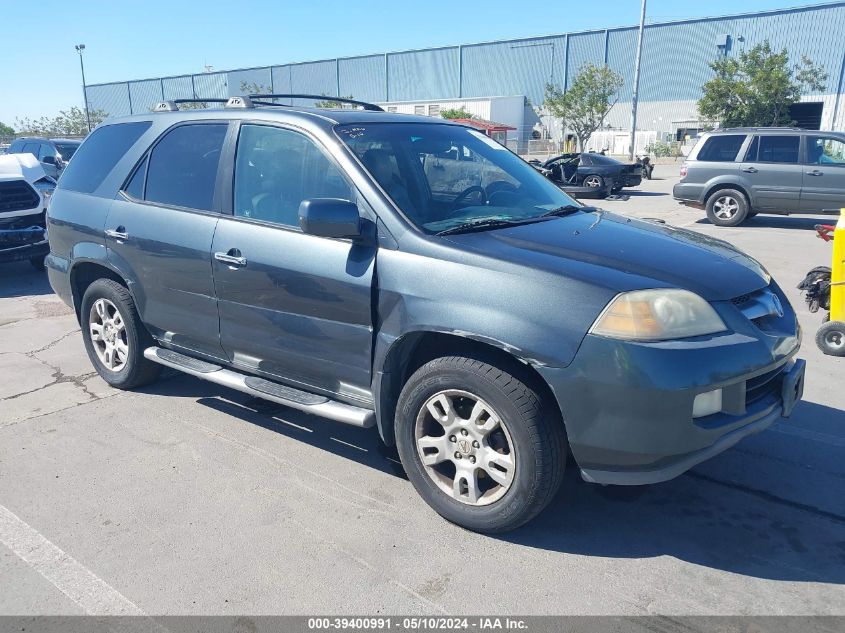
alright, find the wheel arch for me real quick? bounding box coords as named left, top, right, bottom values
left=69, top=260, right=132, bottom=323
left=703, top=182, right=752, bottom=209
left=374, top=330, right=564, bottom=447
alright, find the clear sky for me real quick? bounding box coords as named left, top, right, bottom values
left=0, top=0, right=832, bottom=126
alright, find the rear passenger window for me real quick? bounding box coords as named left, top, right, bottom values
left=696, top=135, right=746, bottom=162
left=59, top=122, right=152, bottom=194
left=123, top=156, right=148, bottom=199
left=233, top=124, right=354, bottom=228
left=145, top=123, right=227, bottom=211
left=756, top=136, right=799, bottom=164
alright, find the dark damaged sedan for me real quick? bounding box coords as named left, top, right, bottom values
left=539, top=151, right=643, bottom=192
left=45, top=98, right=804, bottom=532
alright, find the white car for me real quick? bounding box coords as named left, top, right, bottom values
left=0, top=153, right=55, bottom=269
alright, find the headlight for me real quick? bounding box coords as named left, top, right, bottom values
left=590, top=289, right=727, bottom=341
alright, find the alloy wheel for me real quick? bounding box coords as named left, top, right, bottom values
left=415, top=389, right=515, bottom=506
left=713, top=196, right=739, bottom=220
left=89, top=298, right=129, bottom=372
left=583, top=175, right=602, bottom=188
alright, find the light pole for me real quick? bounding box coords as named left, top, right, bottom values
left=75, top=44, right=92, bottom=133
left=629, top=0, right=646, bottom=161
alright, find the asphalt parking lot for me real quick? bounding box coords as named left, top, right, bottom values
left=1, top=164, right=844, bottom=616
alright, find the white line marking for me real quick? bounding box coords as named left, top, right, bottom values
left=0, top=504, right=145, bottom=615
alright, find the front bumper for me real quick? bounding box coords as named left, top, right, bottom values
left=537, top=285, right=803, bottom=485
left=0, top=238, right=49, bottom=264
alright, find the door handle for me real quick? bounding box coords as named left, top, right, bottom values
left=104, top=226, right=128, bottom=240
left=214, top=249, right=247, bottom=267
left=741, top=167, right=758, bottom=173
left=806, top=170, right=823, bottom=176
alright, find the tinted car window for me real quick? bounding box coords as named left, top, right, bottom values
left=9, top=140, right=24, bottom=153
left=744, top=136, right=759, bottom=161
left=123, top=156, right=148, bottom=199
left=807, top=136, right=845, bottom=165
left=55, top=142, right=80, bottom=160
left=696, top=135, right=746, bottom=162
left=234, top=124, right=353, bottom=227
left=38, top=143, right=55, bottom=160
left=59, top=122, right=152, bottom=194
left=22, top=142, right=40, bottom=156
left=756, top=135, right=799, bottom=163
left=586, top=154, right=621, bottom=165
left=145, top=123, right=227, bottom=211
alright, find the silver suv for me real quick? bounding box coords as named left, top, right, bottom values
left=673, top=128, right=845, bottom=226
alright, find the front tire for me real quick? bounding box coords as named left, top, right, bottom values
left=706, top=189, right=749, bottom=226
left=395, top=355, right=566, bottom=533
left=81, top=279, right=161, bottom=389
left=816, top=320, right=845, bottom=357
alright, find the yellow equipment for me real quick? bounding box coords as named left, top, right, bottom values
left=815, top=208, right=845, bottom=356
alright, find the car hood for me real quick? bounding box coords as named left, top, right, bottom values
left=444, top=211, right=770, bottom=301
left=0, top=153, right=45, bottom=185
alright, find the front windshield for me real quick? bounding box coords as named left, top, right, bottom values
left=336, top=123, right=579, bottom=233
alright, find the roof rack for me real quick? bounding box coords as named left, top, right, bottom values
left=248, top=93, right=384, bottom=112
left=153, top=97, right=255, bottom=111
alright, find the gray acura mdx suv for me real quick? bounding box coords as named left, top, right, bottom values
left=674, top=127, right=845, bottom=226
left=46, top=95, right=805, bottom=532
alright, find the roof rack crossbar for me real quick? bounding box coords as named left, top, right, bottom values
left=172, top=98, right=229, bottom=104
left=248, top=93, right=384, bottom=112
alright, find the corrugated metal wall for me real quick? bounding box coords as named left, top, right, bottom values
left=86, top=2, right=845, bottom=127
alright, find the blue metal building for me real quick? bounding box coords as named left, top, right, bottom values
left=85, top=1, right=845, bottom=149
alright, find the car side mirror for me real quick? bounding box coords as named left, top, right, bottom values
left=299, top=198, right=362, bottom=240
left=41, top=156, right=56, bottom=165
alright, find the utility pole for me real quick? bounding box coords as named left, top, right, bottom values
left=75, top=44, right=92, bottom=133
left=629, top=0, right=646, bottom=160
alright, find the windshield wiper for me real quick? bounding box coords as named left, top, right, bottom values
left=436, top=217, right=545, bottom=236
left=540, top=204, right=596, bottom=217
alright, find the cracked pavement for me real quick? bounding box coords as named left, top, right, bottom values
left=1, top=166, right=844, bottom=616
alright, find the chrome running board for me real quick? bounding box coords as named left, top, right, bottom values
left=143, top=347, right=375, bottom=428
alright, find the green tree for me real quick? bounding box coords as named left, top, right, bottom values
left=544, top=63, right=624, bottom=151
left=240, top=81, right=271, bottom=96
left=14, top=107, right=108, bottom=136
left=698, top=41, right=827, bottom=127
left=440, top=108, right=473, bottom=120
left=314, top=94, right=356, bottom=108
left=0, top=121, right=14, bottom=136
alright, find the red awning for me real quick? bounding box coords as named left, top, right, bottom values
left=450, top=117, right=516, bottom=132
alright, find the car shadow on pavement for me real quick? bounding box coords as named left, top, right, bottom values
left=140, top=374, right=845, bottom=586
left=139, top=373, right=408, bottom=479
left=0, top=262, right=53, bottom=298
left=695, top=215, right=836, bottom=230
left=623, top=190, right=667, bottom=197
left=501, top=399, right=845, bottom=586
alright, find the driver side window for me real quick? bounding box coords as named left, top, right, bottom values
left=233, top=124, right=354, bottom=228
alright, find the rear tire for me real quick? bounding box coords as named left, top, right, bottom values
left=816, top=320, right=845, bottom=357
left=583, top=174, right=604, bottom=189
left=81, top=279, right=161, bottom=389
left=395, top=355, right=566, bottom=533
left=706, top=189, right=749, bottom=227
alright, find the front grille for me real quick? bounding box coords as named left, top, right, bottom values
left=746, top=365, right=785, bottom=405
left=0, top=180, right=40, bottom=213
left=0, top=211, right=45, bottom=230
left=731, top=293, right=751, bottom=306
